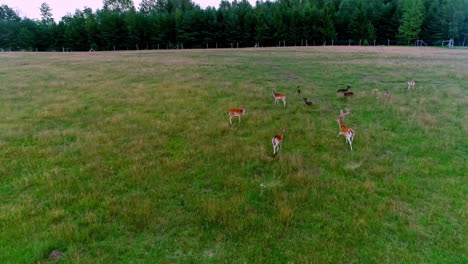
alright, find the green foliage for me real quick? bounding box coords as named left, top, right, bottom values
left=39, top=2, right=53, bottom=24
left=0, top=0, right=467, bottom=50
left=398, top=0, right=424, bottom=43
left=103, top=0, right=135, bottom=12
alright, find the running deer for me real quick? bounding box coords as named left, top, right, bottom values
left=407, top=79, right=416, bottom=90
left=272, top=128, right=286, bottom=154
left=227, top=105, right=246, bottom=125
left=337, top=84, right=352, bottom=93
left=336, top=109, right=354, bottom=150
left=272, top=89, right=287, bottom=107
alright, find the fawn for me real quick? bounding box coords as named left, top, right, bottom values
left=272, top=128, right=286, bottom=154
left=296, top=86, right=301, bottom=96
left=407, top=79, right=416, bottom=90
left=227, top=105, right=246, bottom=125
left=272, top=89, right=287, bottom=107
left=336, top=109, right=354, bottom=150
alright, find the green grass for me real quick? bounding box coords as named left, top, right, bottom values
left=0, top=47, right=466, bottom=263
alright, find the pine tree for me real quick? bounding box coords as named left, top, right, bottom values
left=398, top=0, right=424, bottom=43
left=40, top=2, right=53, bottom=24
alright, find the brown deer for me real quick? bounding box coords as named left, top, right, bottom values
left=336, top=109, right=354, bottom=150
left=272, top=128, right=286, bottom=154
left=272, top=89, right=287, bottom=107
left=227, top=105, right=246, bottom=125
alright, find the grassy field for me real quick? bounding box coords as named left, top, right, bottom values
left=0, top=47, right=466, bottom=263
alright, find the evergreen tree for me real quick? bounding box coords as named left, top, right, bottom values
left=40, top=2, right=54, bottom=24
left=398, top=0, right=424, bottom=43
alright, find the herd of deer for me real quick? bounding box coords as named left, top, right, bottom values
left=227, top=79, right=416, bottom=154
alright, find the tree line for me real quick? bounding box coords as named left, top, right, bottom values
left=0, top=0, right=467, bottom=51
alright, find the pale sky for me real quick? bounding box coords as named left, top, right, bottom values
left=0, top=0, right=256, bottom=20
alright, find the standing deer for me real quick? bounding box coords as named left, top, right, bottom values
left=272, top=128, right=286, bottom=154
left=407, top=79, right=416, bottom=90
left=272, top=89, right=287, bottom=107
left=336, top=109, right=354, bottom=150
left=227, top=105, right=246, bottom=125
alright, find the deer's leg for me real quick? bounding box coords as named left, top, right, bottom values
left=229, top=116, right=232, bottom=125
left=238, top=116, right=241, bottom=124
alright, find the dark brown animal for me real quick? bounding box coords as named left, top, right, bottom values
left=337, top=85, right=352, bottom=93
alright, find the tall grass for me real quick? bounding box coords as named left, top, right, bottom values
left=0, top=47, right=466, bottom=263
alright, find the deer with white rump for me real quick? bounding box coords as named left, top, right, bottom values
left=272, top=128, right=286, bottom=154
left=336, top=108, right=355, bottom=150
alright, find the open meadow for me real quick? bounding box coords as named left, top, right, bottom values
left=0, top=47, right=467, bottom=263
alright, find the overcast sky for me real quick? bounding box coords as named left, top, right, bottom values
left=1, top=0, right=256, bottom=20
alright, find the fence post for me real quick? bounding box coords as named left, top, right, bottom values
left=332, top=40, right=334, bottom=46
left=306, top=40, right=308, bottom=46
left=374, top=40, right=376, bottom=46
left=388, top=39, right=390, bottom=46
left=237, top=42, right=239, bottom=48
left=359, top=39, right=361, bottom=46
left=349, top=39, right=351, bottom=46
left=158, top=43, right=159, bottom=50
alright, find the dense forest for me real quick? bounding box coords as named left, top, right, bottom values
left=0, top=0, right=467, bottom=51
